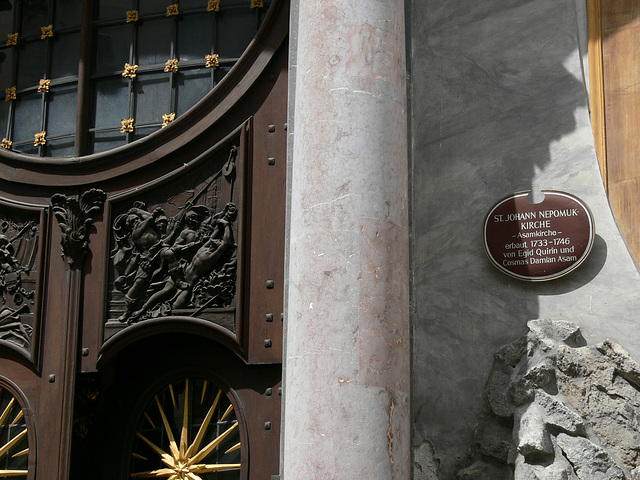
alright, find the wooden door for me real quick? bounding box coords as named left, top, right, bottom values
left=589, top=0, right=640, bottom=267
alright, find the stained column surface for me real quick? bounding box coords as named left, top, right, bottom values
left=282, top=0, right=410, bottom=478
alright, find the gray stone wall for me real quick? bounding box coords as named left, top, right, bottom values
left=409, top=0, right=640, bottom=477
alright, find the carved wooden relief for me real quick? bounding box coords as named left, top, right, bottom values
left=0, top=208, right=41, bottom=355
left=50, top=189, right=106, bottom=269
left=105, top=141, right=243, bottom=340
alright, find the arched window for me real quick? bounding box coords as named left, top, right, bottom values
left=0, top=0, right=269, bottom=157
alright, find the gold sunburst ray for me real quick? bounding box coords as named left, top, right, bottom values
left=224, top=442, right=241, bottom=454
left=200, top=381, right=207, bottom=405
left=10, top=447, right=28, bottom=458
left=186, top=389, right=222, bottom=457
left=144, top=412, right=156, bottom=429
left=135, top=432, right=171, bottom=460
left=9, top=410, right=23, bottom=427
left=0, top=428, right=27, bottom=458
left=154, top=396, right=180, bottom=459
left=169, top=385, right=176, bottom=408
left=179, top=378, right=190, bottom=457
left=130, top=467, right=175, bottom=478
left=0, top=469, right=28, bottom=476
left=0, top=398, right=15, bottom=428
left=190, top=463, right=241, bottom=473
left=220, top=404, right=234, bottom=421
left=189, top=421, right=238, bottom=465
left=132, top=452, right=148, bottom=461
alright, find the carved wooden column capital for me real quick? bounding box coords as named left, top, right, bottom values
left=50, top=189, right=106, bottom=269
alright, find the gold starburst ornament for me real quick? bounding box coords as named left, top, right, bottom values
left=164, top=59, right=179, bottom=72
left=205, top=54, right=219, bottom=68
left=34, top=131, right=47, bottom=146
left=130, top=377, right=241, bottom=480
left=121, top=118, right=134, bottom=133
left=40, top=24, right=53, bottom=39
left=122, top=63, right=139, bottom=79
left=6, top=33, right=17, bottom=46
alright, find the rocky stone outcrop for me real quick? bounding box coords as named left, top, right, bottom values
left=458, top=319, right=640, bottom=479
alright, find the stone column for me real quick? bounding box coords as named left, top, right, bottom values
left=282, top=0, right=410, bottom=478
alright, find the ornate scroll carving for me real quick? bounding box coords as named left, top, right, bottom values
left=108, top=146, right=239, bottom=327
left=0, top=214, right=39, bottom=351
left=50, top=189, right=106, bottom=269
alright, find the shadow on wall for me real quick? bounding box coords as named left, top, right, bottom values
left=409, top=0, right=618, bottom=477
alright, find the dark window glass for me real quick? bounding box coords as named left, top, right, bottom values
left=137, top=18, right=172, bottom=66
left=94, top=25, right=133, bottom=74
left=180, top=0, right=207, bottom=9
left=91, top=130, right=126, bottom=154
left=55, top=0, right=83, bottom=29
left=13, top=94, right=41, bottom=143
left=135, top=72, right=169, bottom=124
left=0, top=48, right=15, bottom=97
left=132, top=124, right=156, bottom=141
left=93, top=77, right=129, bottom=128
left=12, top=142, right=38, bottom=155
left=0, top=101, right=8, bottom=139
left=98, top=0, right=134, bottom=22
left=47, top=85, right=77, bottom=135
left=51, top=32, right=80, bottom=78
left=177, top=14, right=212, bottom=61
left=216, top=10, right=257, bottom=59
left=16, top=42, right=46, bottom=89
left=176, top=69, right=210, bottom=115
left=0, top=0, right=271, bottom=157
left=46, top=137, right=75, bottom=156
left=138, top=0, right=170, bottom=16
left=20, top=0, right=49, bottom=37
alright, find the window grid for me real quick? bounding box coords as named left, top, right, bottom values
left=0, top=0, right=268, bottom=158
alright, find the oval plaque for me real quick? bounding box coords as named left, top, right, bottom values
left=483, top=191, right=595, bottom=281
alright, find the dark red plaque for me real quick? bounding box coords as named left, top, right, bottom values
left=483, top=191, right=595, bottom=281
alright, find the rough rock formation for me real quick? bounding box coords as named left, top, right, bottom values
left=458, top=319, right=640, bottom=479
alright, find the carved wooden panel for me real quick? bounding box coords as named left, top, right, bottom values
left=0, top=202, right=46, bottom=362
left=104, top=135, right=245, bottom=341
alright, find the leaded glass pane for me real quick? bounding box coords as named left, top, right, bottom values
left=51, top=32, right=80, bottom=78
left=16, top=42, right=46, bottom=89
left=137, top=19, right=171, bottom=67
left=138, top=0, right=170, bottom=16
left=12, top=142, right=38, bottom=155
left=179, top=0, right=207, bottom=9
left=55, top=0, right=82, bottom=29
left=135, top=72, right=169, bottom=124
left=132, top=124, right=157, bottom=141
left=216, top=9, right=256, bottom=59
left=176, top=69, right=210, bottom=116
left=13, top=93, right=41, bottom=143
left=47, top=85, right=77, bottom=136
left=214, top=65, right=232, bottom=85
left=20, top=0, right=49, bottom=38
left=0, top=100, right=8, bottom=139
left=98, top=0, right=134, bottom=22
left=93, top=77, right=129, bottom=128
left=91, top=130, right=126, bottom=154
left=0, top=47, right=14, bottom=96
left=46, top=136, right=75, bottom=157
left=177, top=14, right=212, bottom=61
left=0, top=8, right=12, bottom=45
left=94, top=25, right=133, bottom=74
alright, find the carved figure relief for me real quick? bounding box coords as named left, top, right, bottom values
left=106, top=144, right=240, bottom=335
left=0, top=214, right=39, bottom=351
